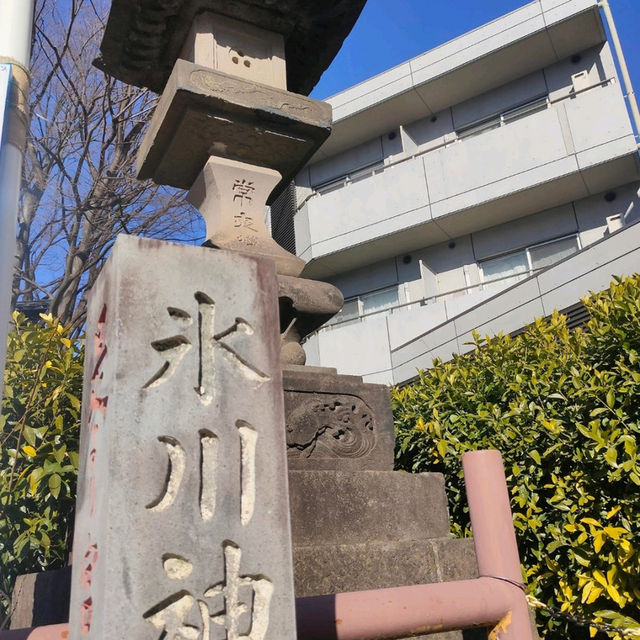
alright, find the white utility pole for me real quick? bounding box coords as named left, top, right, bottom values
left=0, top=0, right=35, bottom=397
left=599, top=0, right=640, bottom=142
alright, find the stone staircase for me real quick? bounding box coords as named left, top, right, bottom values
left=283, top=366, right=481, bottom=640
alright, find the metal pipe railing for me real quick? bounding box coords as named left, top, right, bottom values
left=296, top=577, right=516, bottom=639
left=296, top=449, right=534, bottom=639
left=316, top=267, right=548, bottom=334
left=0, top=451, right=534, bottom=639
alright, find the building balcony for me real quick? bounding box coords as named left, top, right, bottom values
left=303, top=218, right=640, bottom=384
left=314, top=0, right=606, bottom=161
left=295, top=80, right=640, bottom=280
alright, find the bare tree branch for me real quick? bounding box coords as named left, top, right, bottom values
left=14, top=0, right=204, bottom=329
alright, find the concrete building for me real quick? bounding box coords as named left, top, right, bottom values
left=272, top=0, right=640, bottom=385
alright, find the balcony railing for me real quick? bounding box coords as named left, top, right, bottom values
left=295, top=77, right=615, bottom=214
left=311, top=268, right=549, bottom=338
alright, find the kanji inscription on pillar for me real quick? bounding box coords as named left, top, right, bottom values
left=68, top=236, right=296, bottom=639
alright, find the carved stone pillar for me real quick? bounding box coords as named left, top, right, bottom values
left=128, top=10, right=344, bottom=364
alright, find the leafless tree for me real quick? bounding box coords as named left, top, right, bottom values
left=13, top=0, right=203, bottom=332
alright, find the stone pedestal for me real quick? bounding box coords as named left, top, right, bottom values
left=283, top=366, right=481, bottom=640
left=67, top=236, right=296, bottom=640
left=283, top=366, right=394, bottom=471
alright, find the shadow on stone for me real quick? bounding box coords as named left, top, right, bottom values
left=9, top=566, right=71, bottom=629
left=295, top=594, right=338, bottom=640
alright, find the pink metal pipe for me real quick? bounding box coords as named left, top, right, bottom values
left=463, top=449, right=523, bottom=587
left=463, top=449, right=533, bottom=639
left=0, top=624, right=68, bottom=639
left=296, top=449, right=534, bottom=640
left=0, top=451, right=533, bottom=640
left=296, top=577, right=516, bottom=639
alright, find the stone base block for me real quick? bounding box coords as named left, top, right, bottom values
left=289, top=470, right=451, bottom=546
left=293, top=537, right=477, bottom=597
left=9, top=567, right=71, bottom=629
left=284, top=368, right=395, bottom=471
left=294, top=538, right=482, bottom=640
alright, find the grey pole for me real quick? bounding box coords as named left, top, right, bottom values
left=0, top=0, right=35, bottom=398
left=598, top=0, right=640, bottom=143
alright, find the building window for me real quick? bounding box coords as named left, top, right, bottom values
left=361, top=287, right=399, bottom=314
left=313, top=159, right=384, bottom=194
left=333, top=298, right=360, bottom=323
left=456, top=95, right=549, bottom=140
left=479, top=234, right=581, bottom=289
left=480, top=251, right=529, bottom=288
left=330, top=285, right=400, bottom=325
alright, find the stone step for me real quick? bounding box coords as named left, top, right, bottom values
left=294, top=537, right=483, bottom=640
left=289, top=470, right=451, bottom=546
left=9, top=566, right=71, bottom=629
left=293, top=537, right=477, bottom=598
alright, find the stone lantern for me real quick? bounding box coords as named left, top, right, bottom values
left=6, top=7, right=477, bottom=640
left=94, top=1, right=370, bottom=364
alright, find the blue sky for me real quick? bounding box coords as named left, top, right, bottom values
left=311, top=0, right=640, bottom=110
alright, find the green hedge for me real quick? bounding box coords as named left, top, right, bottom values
left=0, top=313, right=83, bottom=624
left=393, top=275, right=640, bottom=639
left=3, top=279, right=640, bottom=636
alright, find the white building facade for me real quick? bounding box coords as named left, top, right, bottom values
left=273, top=0, right=640, bottom=385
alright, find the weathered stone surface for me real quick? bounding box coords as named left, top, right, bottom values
left=293, top=538, right=477, bottom=597
left=293, top=538, right=480, bottom=640
left=10, top=567, right=71, bottom=629
left=432, top=537, right=482, bottom=582
left=136, top=60, right=331, bottom=199
left=188, top=156, right=305, bottom=277
left=278, top=276, right=343, bottom=365
left=68, top=236, right=296, bottom=640
left=288, top=471, right=451, bottom=545
left=278, top=275, right=343, bottom=335
left=95, top=0, right=367, bottom=96
left=284, top=364, right=337, bottom=376
left=283, top=368, right=395, bottom=471
left=181, top=13, right=287, bottom=90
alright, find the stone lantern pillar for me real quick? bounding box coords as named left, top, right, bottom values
left=94, top=1, right=368, bottom=365
left=8, top=6, right=479, bottom=639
